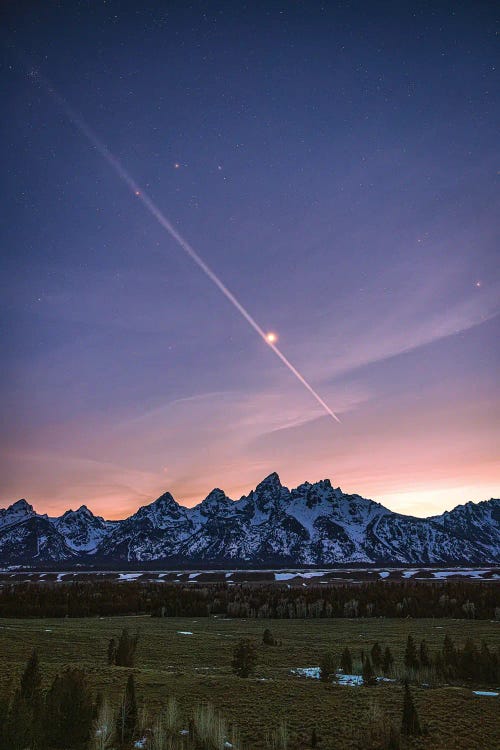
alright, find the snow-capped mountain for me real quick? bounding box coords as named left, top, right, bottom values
left=0, top=474, right=498, bottom=567
left=54, top=506, right=115, bottom=553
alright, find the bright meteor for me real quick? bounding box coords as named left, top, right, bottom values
left=35, top=74, right=341, bottom=424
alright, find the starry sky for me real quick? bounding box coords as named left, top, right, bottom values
left=1, top=1, right=498, bottom=520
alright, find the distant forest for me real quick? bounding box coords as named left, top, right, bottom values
left=0, top=580, right=498, bottom=619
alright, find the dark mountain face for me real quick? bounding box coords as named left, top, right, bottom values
left=0, top=474, right=498, bottom=567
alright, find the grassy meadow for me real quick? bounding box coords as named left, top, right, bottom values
left=0, top=615, right=498, bottom=749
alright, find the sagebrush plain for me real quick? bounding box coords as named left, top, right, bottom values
left=1, top=614, right=498, bottom=749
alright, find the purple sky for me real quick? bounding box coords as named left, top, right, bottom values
left=1, top=1, right=498, bottom=519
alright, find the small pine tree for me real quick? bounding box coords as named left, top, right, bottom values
left=20, top=650, right=42, bottom=707
left=362, top=655, right=377, bottom=686
left=231, top=638, right=258, bottom=678
left=319, top=651, right=336, bottom=683
left=263, top=628, right=276, bottom=646
left=116, top=674, right=138, bottom=746
left=443, top=634, right=456, bottom=669
left=340, top=646, right=353, bottom=674
left=401, top=681, right=422, bottom=736
left=371, top=642, right=383, bottom=670
left=107, top=637, right=117, bottom=665
left=311, top=726, right=318, bottom=747
left=45, top=668, right=94, bottom=748
left=382, top=646, right=394, bottom=675
left=419, top=640, right=430, bottom=668
left=404, top=635, right=419, bottom=671
left=5, top=649, right=44, bottom=750
left=460, top=638, right=477, bottom=680
left=115, top=628, right=140, bottom=667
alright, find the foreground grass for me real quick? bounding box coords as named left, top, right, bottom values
left=0, top=616, right=498, bottom=749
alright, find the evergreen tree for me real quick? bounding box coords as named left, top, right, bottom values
left=443, top=634, right=456, bottom=671
left=419, top=640, right=430, bottom=668
left=404, top=635, right=419, bottom=671
left=382, top=646, right=394, bottom=675
left=20, top=649, right=42, bottom=707
left=107, top=637, right=117, bottom=665
left=262, top=628, right=276, bottom=646
left=45, top=668, right=94, bottom=748
left=479, top=640, right=498, bottom=684
left=5, top=649, right=43, bottom=750
left=340, top=646, right=353, bottom=674
left=460, top=638, right=477, bottom=680
left=231, top=638, right=258, bottom=678
left=370, top=642, right=383, bottom=670
left=115, top=629, right=140, bottom=668
left=311, top=726, right=318, bottom=747
left=116, top=674, right=138, bottom=747
left=5, top=689, right=33, bottom=750
left=401, top=681, right=422, bottom=736
left=319, top=651, right=336, bottom=682
left=362, top=655, right=377, bottom=686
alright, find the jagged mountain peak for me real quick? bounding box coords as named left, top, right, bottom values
left=200, top=488, right=231, bottom=508
left=61, top=504, right=95, bottom=519
left=129, top=490, right=187, bottom=528
left=9, top=498, right=34, bottom=513
left=0, top=498, right=36, bottom=529
left=256, top=471, right=282, bottom=489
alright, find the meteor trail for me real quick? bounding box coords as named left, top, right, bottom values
left=35, top=74, right=341, bottom=424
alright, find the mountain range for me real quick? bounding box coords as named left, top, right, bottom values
left=0, top=473, right=498, bottom=568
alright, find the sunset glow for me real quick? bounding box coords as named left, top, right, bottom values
left=1, top=2, right=497, bottom=523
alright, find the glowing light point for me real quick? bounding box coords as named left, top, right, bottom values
left=266, top=331, right=278, bottom=344
left=135, top=190, right=140, bottom=196
left=475, top=281, right=482, bottom=288
left=174, top=162, right=180, bottom=169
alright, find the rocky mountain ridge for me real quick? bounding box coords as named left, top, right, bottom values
left=0, top=474, right=498, bottom=567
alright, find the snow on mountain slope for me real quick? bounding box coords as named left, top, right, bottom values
left=0, top=499, right=36, bottom=530
left=0, top=516, right=75, bottom=563
left=0, top=475, right=498, bottom=566
left=430, top=499, right=500, bottom=556
left=53, top=506, right=115, bottom=552
left=96, top=492, right=194, bottom=562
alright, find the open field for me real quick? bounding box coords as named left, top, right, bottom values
left=0, top=615, right=498, bottom=748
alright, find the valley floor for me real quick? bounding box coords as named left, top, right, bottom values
left=0, top=616, right=498, bottom=749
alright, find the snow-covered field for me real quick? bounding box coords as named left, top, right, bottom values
left=1, top=566, right=498, bottom=583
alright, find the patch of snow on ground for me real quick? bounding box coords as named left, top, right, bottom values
left=337, top=673, right=364, bottom=686
left=431, top=569, right=489, bottom=579
left=291, top=667, right=393, bottom=687
left=473, top=691, right=498, bottom=697
left=177, top=631, right=193, bottom=635
left=402, top=569, right=417, bottom=578
left=379, top=571, right=390, bottom=578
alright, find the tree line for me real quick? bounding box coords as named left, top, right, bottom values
left=0, top=579, right=498, bottom=619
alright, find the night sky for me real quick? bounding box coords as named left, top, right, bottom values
left=1, top=1, right=498, bottom=519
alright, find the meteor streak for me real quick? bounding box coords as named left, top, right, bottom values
left=35, top=73, right=341, bottom=424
